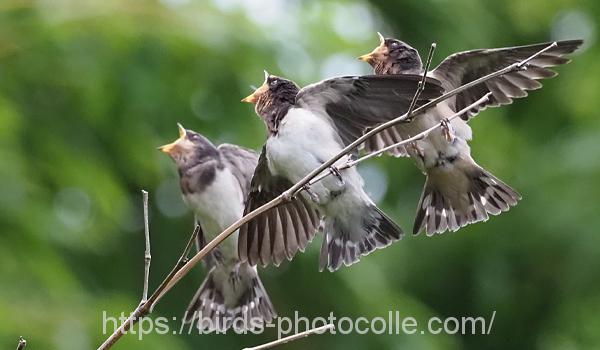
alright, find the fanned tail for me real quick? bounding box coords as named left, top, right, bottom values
left=184, top=263, right=275, bottom=332
left=320, top=204, right=403, bottom=272
left=414, top=161, right=521, bottom=235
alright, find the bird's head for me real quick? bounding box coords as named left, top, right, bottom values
left=358, top=32, right=422, bottom=74
left=158, top=123, right=217, bottom=167
left=241, top=70, right=299, bottom=121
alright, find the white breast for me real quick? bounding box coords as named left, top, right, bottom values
left=183, top=167, right=244, bottom=240
left=266, top=107, right=369, bottom=208
left=267, top=108, right=345, bottom=183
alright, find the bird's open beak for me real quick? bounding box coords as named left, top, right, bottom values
left=358, top=32, right=387, bottom=62
left=358, top=52, right=375, bottom=62
left=158, top=123, right=186, bottom=154
left=241, top=82, right=268, bottom=104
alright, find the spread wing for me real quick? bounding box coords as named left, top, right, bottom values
left=238, top=147, right=321, bottom=267
left=218, top=143, right=259, bottom=198
left=363, top=127, right=410, bottom=157
left=296, top=74, right=444, bottom=147
left=431, top=39, right=583, bottom=119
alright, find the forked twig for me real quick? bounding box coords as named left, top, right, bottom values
left=97, top=198, right=201, bottom=350
left=242, top=324, right=335, bottom=350
left=97, top=42, right=556, bottom=349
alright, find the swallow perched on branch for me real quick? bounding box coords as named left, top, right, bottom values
left=359, top=33, right=582, bottom=235
left=159, top=124, right=275, bottom=331
left=240, top=70, right=444, bottom=272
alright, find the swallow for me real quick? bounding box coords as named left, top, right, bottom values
left=359, top=33, right=583, bottom=235
left=159, top=124, right=275, bottom=331
left=239, top=70, right=444, bottom=272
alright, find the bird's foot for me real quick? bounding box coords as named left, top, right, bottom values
left=302, top=184, right=320, bottom=204
left=329, top=166, right=345, bottom=186
left=401, top=115, right=415, bottom=123
left=409, top=141, right=425, bottom=159
left=281, top=189, right=296, bottom=202
left=440, top=118, right=455, bottom=143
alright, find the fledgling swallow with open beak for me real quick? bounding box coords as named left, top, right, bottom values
left=359, top=32, right=583, bottom=235
left=159, top=123, right=275, bottom=331
left=240, top=70, right=444, bottom=272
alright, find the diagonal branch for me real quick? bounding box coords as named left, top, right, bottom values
left=307, top=92, right=492, bottom=186
left=152, top=197, right=283, bottom=302
left=285, top=41, right=557, bottom=198
left=145, top=42, right=555, bottom=319
left=96, top=42, right=556, bottom=349
left=314, top=92, right=492, bottom=187
left=148, top=225, right=200, bottom=311
left=97, top=207, right=201, bottom=350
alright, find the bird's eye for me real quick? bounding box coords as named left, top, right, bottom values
left=389, top=41, right=399, bottom=49
left=189, top=134, right=199, bottom=141
left=270, top=79, right=278, bottom=86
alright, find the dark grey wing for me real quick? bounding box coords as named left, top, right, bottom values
left=238, top=146, right=321, bottom=267
left=218, top=143, right=259, bottom=198
left=193, top=217, right=217, bottom=269
left=431, top=39, right=583, bottom=119
left=296, top=74, right=444, bottom=147
left=363, top=127, right=409, bottom=157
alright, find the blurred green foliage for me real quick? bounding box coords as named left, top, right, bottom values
left=0, top=0, right=599, bottom=349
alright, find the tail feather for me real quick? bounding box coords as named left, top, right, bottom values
left=184, top=263, right=275, bottom=332
left=320, top=205, right=403, bottom=272
left=414, top=164, right=521, bottom=235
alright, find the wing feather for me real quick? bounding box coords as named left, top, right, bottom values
left=238, top=147, right=321, bottom=267
left=430, top=39, right=582, bottom=119
left=296, top=74, right=444, bottom=148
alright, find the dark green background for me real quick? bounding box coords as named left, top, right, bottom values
left=1, top=0, right=598, bottom=349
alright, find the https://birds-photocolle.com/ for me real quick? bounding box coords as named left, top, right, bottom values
left=358, top=32, right=583, bottom=236
left=239, top=70, right=444, bottom=272
left=159, top=123, right=275, bottom=332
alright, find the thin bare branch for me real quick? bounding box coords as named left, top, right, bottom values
left=97, top=42, right=556, bottom=349
left=16, top=336, right=26, bottom=350
left=97, top=225, right=201, bottom=350
left=517, top=42, right=558, bottom=68
left=149, top=225, right=200, bottom=310
left=141, top=190, right=151, bottom=302
left=306, top=92, right=493, bottom=186
left=242, top=324, right=335, bottom=350
left=406, top=42, right=436, bottom=120
left=284, top=42, right=557, bottom=199
left=153, top=196, right=283, bottom=302
left=348, top=92, right=493, bottom=166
